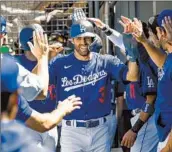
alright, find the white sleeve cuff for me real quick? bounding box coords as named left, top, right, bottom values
left=107, top=30, right=126, bottom=51
left=19, top=73, right=44, bottom=102
left=16, top=63, right=44, bottom=101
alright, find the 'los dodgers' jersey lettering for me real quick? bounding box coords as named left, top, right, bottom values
left=61, top=70, right=107, bottom=91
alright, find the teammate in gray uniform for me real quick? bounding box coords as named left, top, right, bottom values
left=71, top=9, right=118, bottom=149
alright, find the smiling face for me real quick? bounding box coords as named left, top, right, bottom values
left=72, top=36, right=93, bottom=58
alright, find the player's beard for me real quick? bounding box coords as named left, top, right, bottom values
left=75, top=44, right=90, bottom=57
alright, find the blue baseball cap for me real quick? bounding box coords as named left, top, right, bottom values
left=70, top=20, right=95, bottom=38
left=0, top=16, right=7, bottom=34
left=19, top=24, right=44, bottom=51
left=1, top=54, right=19, bottom=92
left=157, top=9, right=172, bottom=27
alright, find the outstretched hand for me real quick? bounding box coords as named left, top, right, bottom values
left=119, top=16, right=134, bottom=34
left=121, top=129, right=137, bottom=148
left=27, top=30, right=49, bottom=60
left=57, top=95, right=82, bottom=116
left=119, top=16, right=147, bottom=43
left=87, top=18, right=106, bottom=29
left=72, top=8, right=87, bottom=23
left=162, top=16, right=172, bottom=42
left=160, top=146, right=172, bottom=152
left=132, top=18, right=147, bottom=43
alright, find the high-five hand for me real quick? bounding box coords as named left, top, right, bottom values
left=27, top=30, right=49, bottom=60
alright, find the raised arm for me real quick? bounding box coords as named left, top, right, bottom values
left=126, top=61, right=139, bottom=82
left=132, top=18, right=167, bottom=68
left=119, top=18, right=140, bottom=82
left=88, top=18, right=125, bottom=50
left=88, top=17, right=139, bottom=82
left=27, top=30, right=49, bottom=100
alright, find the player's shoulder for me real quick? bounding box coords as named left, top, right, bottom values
left=49, top=53, right=73, bottom=66
left=163, top=53, right=172, bottom=70
left=103, top=54, right=123, bottom=65
left=14, top=54, right=26, bottom=64
left=14, top=54, right=24, bottom=60
left=92, top=52, right=114, bottom=60
left=93, top=52, right=123, bottom=65
left=2, top=53, right=17, bottom=62
left=166, top=53, right=172, bottom=62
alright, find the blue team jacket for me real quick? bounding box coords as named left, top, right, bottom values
left=125, top=58, right=158, bottom=110
left=155, top=53, right=172, bottom=141
left=49, top=52, right=128, bottom=120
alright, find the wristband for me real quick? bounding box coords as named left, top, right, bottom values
left=102, top=25, right=108, bottom=31
left=142, top=102, right=155, bottom=115
left=131, top=118, right=145, bottom=134
left=102, top=25, right=113, bottom=36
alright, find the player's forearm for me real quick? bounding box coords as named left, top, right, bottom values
left=48, top=51, right=59, bottom=61
left=139, top=112, right=151, bottom=122
left=26, top=109, right=65, bottom=133
left=102, top=25, right=125, bottom=51
left=126, top=61, right=139, bottom=81
left=32, top=58, right=51, bottom=74
left=35, top=55, right=49, bottom=99
left=130, top=94, right=156, bottom=134
left=32, top=50, right=58, bottom=71
left=141, top=39, right=167, bottom=68
left=139, top=95, right=156, bottom=122
left=39, top=109, right=65, bottom=132
left=116, top=95, right=125, bottom=121
left=131, top=95, right=156, bottom=134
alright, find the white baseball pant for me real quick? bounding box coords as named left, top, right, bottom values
left=60, top=116, right=111, bottom=152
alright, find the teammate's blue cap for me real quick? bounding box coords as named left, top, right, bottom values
left=19, top=24, right=44, bottom=51
left=1, top=54, right=19, bottom=92
left=0, top=16, right=7, bottom=34
left=70, top=20, right=95, bottom=38
left=157, top=9, right=172, bottom=27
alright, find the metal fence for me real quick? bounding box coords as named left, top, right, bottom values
left=0, top=0, right=89, bottom=53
